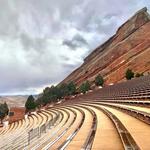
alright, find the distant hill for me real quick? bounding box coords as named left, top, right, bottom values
left=0, top=96, right=28, bottom=107
left=60, top=7, right=150, bottom=86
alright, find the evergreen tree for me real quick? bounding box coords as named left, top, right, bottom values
left=3, top=102, right=9, bottom=115
left=67, top=81, right=76, bottom=95
left=25, top=95, right=36, bottom=112
left=125, top=69, right=134, bottom=80
left=85, top=81, right=91, bottom=91
left=79, top=83, right=86, bottom=94
left=0, top=105, right=5, bottom=124
left=35, top=81, right=77, bottom=108
left=95, top=75, right=104, bottom=86
left=0, top=102, right=9, bottom=123
left=79, top=81, right=91, bottom=94
left=60, top=83, right=69, bottom=97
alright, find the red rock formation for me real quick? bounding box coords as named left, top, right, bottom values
left=9, top=107, right=25, bottom=123
left=61, top=7, right=150, bottom=86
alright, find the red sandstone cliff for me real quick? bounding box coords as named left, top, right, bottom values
left=61, top=7, right=150, bottom=86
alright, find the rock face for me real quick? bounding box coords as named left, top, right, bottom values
left=61, top=7, right=150, bottom=86
left=9, top=107, right=25, bottom=123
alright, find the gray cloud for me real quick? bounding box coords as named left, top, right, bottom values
left=0, top=0, right=149, bottom=95
left=63, top=34, right=88, bottom=50
left=20, top=33, right=47, bottom=53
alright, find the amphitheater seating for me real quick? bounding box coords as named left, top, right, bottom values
left=75, top=75, right=150, bottom=101
left=0, top=75, right=150, bottom=149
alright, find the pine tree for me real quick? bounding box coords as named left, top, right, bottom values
left=25, top=95, right=36, bottom=112
left=125, top=69, right=134, bottom=80
left=95, top=75, right=104, bottom=86
left=79, top=81, right=91, bottom=94
left=67, top=81, right=76, bottom=95
left=3, top=102, right=9, bottom=115
left=0, top=102, right=9, bottom=124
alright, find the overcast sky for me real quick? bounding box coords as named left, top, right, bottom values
left=0, top=0, right=149, bottom=95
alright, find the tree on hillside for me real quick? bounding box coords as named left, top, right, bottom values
left=41, top=95, right=50, bottom=106
left=67, top=81, right=76, bottom=95
left=3, top=102, right=9, bottom=115
left=85, top=81, right=91, bottom=91
left=0, top=102, right=9, bottom=124
left=0, top=105, right=5, bottom=124
left=59, top=83, right=69, bottom=97
left=38, top=85, right=63, bottom=106
left=79, top=81, right=91, bottom=94
left=36, top=97, right=43, bottom=109
left=125, top=69, right=134, bottom=80
left=35, top=82, right=77, bottom=108
left=95, top=75, right=104, bottom=86
left=135, top=72, right=144, bottom=78
left=25, top=95, right=36, bottom=112
left=43, top=87, right=50, bottom=94
left=79, top=83, right=86, bottom=94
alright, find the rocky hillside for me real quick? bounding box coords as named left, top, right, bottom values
left=0, top=96, right=28, bottom=107
left=61, top=7, right=150, bottom=86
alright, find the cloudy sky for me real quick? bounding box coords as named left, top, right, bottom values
left=0, top=0, right=149, bottom=95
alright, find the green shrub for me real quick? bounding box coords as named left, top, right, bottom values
left=95, top=75, right=104, bottom=86
left=125, top=69, right=134, bottom=80
left=79, top=81, right=91, bottom=94
left=67, top=82, right=76, bottom=95
left=35, top=81, right=77, bottom=107
left=135, top=72, right=144, bottom=78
